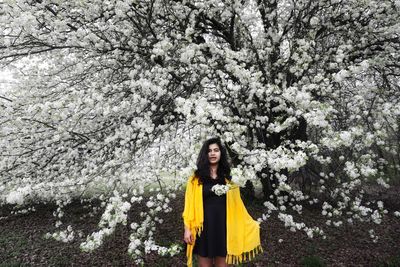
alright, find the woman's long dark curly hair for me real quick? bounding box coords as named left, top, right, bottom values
left=194, top=137, right=232, bottom=184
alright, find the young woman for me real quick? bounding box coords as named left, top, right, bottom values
left=182, top=137, right=263, bottom=267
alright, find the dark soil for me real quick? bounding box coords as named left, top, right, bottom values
left=0, top=187, right=399, bottom=267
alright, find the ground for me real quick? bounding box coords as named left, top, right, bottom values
left=0, top=186, right=399, bottom=267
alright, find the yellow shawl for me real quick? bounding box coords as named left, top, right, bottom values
left=182, top=173, right=263, bottom=266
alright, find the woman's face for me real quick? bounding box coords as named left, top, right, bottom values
left=208, top=143, right=221, bottom=165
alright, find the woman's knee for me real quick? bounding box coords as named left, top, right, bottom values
left=198, top=256, right=213, bottom=267
left=214, top=256, right=228, bottom=267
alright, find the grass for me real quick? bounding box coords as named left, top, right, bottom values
left=0, top=262, right=23, bottom=267
left=0, top=232, right=28, bottom=267
left=0, top=231, right=29, bottom=258
left=0, top=185, right=399, bottom=266
left=300, top=255, right=326, bottom=267
left=377, top=254, right=400, bottom=267
left=298, top=242, right=326, bottom=267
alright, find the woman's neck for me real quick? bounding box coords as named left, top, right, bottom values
left=210, top=165, right=218, bottom=179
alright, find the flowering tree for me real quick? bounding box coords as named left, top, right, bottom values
left=1, top=0, right=400, bottom=263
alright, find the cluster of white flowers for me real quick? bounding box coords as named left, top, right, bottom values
left=292, top=204, right=303, bottom=214
left=376, top=177, right=390, bottom=188
left=53, top=200, right=68, bottom=220
left=45, top=225, right=75, bottom=243
left=368, top=229, right=379, bottom=243
left=303, top=103, right=334, bottom=128
left=308, top=198, right=319, bottom=205
left=239, top=150, right=268, bottom=173
left=80, top=191, right=131, bottom=252
left=6, top=190, right=25, bottom=205
left=230, top=167, right=257, bottom=187
left=258, top=201, right=279, bottom=222
left=127, top=188, right=180, bottom=265
left=332, top=221, right=343, bottom=227
left=321, top=201, right=333, bottom=217
left=175, top=95, right=230, bottom=127
left=179, top=44, right=199, bottom=64
left=277, top=181, right=291, bottom=192
left=267, top=116, right=299, bottom=133
left=290, top=189, right=307, bottom=202
left=345, top=197, right=390, bottom=225
left=371, top=210, right=384, bottom=224
left=282, top=86, right=312, bottom=111
left=266, top=146, right=308, bottom=173
left=80, top=228, right=111, bottom=252
left=359, top=162, right=378, bottom=177
left=278, top=213, right=325, bottom=239
left=10, top=206, right=36, bottom=215
left=344, top=161, right=360, bottom=180
left=278, top=213, right=305, bottom=231
left=211, top=184, right=231, bottom=196
left=264, top=201, right=278, bottom=212
left=5, top=185, right=32, bottom=205
left=42, top=198, right=74, bottom=243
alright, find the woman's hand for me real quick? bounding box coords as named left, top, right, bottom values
left=184, top=228, right=193, bottom=245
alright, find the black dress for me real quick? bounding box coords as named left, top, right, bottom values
left=193, top=175, right=227, bottom=258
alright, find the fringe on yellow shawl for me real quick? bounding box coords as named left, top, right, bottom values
left=182, top=173, right=263, bottom=266
left=226, top=245, right=263, bottom=264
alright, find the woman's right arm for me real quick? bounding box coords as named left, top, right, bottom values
left=184, top=227, right=193, bottom=245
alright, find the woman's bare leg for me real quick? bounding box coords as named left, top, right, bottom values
left=198, top=256, right=213, bottom=267
left=214, top=256, right=228, bottom=267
